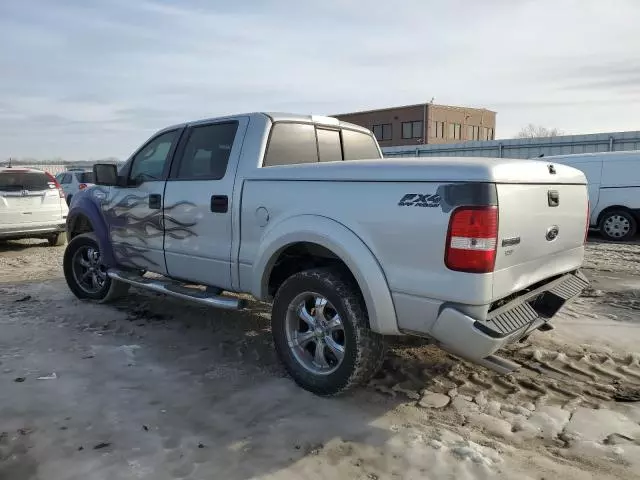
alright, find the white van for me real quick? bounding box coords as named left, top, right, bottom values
left=545, top=151, right=640, bottom=241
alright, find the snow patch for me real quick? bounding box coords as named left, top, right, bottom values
left=565, top=407, right=640, bottom=443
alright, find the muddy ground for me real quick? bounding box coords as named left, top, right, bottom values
left=0, top=237, right=639, bottom=479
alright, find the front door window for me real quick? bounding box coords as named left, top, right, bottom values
left=129, top=130, right=178, bottom=185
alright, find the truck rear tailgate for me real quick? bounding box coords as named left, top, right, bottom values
left=493, top=182, right=588, bottom=300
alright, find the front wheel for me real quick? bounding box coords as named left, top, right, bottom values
left=63, top=233, right=129, bottom=302
left=271, top=268, right=386, bottom=396
left=599, top=210, right=637, bottom=241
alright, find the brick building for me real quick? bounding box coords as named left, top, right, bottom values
left=334, top=103, right=496, bottom=148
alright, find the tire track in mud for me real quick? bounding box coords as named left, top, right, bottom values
left=369, top=345, right=640, bottom=410
left=368, top=344, right=640, bottom=478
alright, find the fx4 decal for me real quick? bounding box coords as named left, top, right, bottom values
left=398, top=193, right=441, bottom=208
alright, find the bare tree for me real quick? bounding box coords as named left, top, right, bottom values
left=516, top=124, right=563, bottom=139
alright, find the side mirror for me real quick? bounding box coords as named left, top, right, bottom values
left=93, top=163, right=119, bottom=186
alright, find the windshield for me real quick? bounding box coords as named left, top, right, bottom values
left=74, top=171, right=95, bottom=183
left=0, top=171, right=52, bottom=192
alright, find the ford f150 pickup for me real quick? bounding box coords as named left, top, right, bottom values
left=64, top=113, right=589, bottom=395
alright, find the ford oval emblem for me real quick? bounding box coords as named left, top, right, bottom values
left=546, top=225, right=559, bottom=241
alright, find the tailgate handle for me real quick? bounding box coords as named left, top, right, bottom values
left=548, top=190, right=559, bottom=207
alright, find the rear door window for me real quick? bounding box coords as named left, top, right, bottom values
left=176, top=122, right=239, bottom=179
left=341, top=129, right=381, bottom=160
left=0, top=171, right=51, bottom=192
left=317, top=129, right=343, bottom=162
left=263, top=123, right=318, bottom=167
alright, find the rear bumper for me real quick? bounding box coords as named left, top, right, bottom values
left=430, top=307, right=541, bottom=361
left=0, top=223, right=66, bottom=239
left=401, top=270, right=589, bottom=362
left=476, top=270, right=589, bottom=339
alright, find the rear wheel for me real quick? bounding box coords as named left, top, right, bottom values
left=271, top=268, right=386, bottom=396
left=599, top=210, right=637, bottom=241
left=63, top=233, right=129, bottom=302
left=47, top=232, right=66, bottom=247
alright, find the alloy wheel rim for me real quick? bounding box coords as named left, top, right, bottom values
left=72, top=245, right=107, bottom=294
left=285, top=292, right=346, bottom=375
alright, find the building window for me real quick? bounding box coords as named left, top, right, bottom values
left=467, top=125, right=480, bottom=141
left=432, top=121, right=444, bottom=138
left=448, top=123, right=461, bottom=140
left=402, top=121, right=423, bottom=139
left=372, top=123, right=392, bottom=141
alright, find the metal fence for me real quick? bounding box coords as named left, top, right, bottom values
left=0, top=161, right=122, bottom=176
left=23, top=163, right=68, bottom=175
left=0, top=162, right=69, bottom=175
left=383, top=130, right=640, bottom=159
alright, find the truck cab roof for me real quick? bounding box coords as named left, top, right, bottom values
left=159, top=112, right=370, bottom=135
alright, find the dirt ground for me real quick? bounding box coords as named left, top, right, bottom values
left=1, top=237, right=639, bottom=480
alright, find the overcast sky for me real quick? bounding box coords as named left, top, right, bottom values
left=1, top=0, right=639, bottom=160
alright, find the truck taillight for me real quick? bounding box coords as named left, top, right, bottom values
left=45, top=172, right=65, bottom=198
left=445, top=206, right=498, bottom=273
left=585, top=202, right=590, bottom=244
left=79, top=183, right=87, bottom=190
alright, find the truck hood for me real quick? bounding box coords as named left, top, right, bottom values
left=249, top=157, right=587, bottom=184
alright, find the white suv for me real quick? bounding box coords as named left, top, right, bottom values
left=56, top=169, right=95, bottom=205
left=0, top=167, right=68, bottom=246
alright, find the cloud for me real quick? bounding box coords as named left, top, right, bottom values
left=0, top=0, right=639, bottom=158
left=559, top=62, right=640, bottom=93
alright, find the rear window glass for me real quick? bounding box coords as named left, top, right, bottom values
left=58, top=173, right=72, bottom=184
left=317, top=129, right=343, bottom=162
left=0, top=171, right=52, bottom=191
left=262, top=123, right=382, bottom=167
left=75, top=172, right=95, bottom=183
left=263, top=123, right=318, bottom=167
left=341, top=129, right=381, bottom=160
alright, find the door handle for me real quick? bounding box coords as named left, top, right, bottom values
left=149, top=194, right=162, bottom=209
left=210, top=195, right=228, bottom=213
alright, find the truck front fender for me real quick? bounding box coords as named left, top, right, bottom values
left=252, top=214, right=399, bottom=335
left=66, top=188, right=116, bottom=267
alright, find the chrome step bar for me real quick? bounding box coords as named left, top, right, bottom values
left=108, top=269, right=246, bottom=310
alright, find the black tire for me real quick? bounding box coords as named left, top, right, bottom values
left=47, top=232, right=67, bottom=247
left=599, top=210, right=637, bottom=241
left=271, top=267, right=386, bottom=396
left=63, top=233, right=129, bottom=303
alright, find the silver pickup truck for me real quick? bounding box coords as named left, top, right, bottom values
left=64, top=112, right=589, bottom=395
